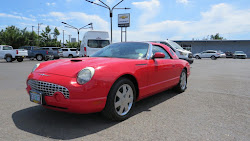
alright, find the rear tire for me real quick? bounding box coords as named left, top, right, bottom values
left=5, top=56, right=12, bottom=62
left=174, top=69, right=187, bottom=93
left=36, top=55, right=43, bottom=61
left=102, top=78, right=136, bottom=121
left=68, top=54, right=73, bottom=58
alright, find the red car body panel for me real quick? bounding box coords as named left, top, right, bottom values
left=26, top=42, right=190, bottom=114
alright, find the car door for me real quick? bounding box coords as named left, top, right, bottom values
left=200, top=51, right=207, bottom=58
left=146, top=45, right=176, bottom=95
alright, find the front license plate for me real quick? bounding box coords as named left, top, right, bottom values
left=30, top=90, right=42, bottom=104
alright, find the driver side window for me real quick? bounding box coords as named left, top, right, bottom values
left=152, top=45, right=171, bottom=59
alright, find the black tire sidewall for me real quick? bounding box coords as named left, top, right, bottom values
left=17, top=58, right=23, bottom=62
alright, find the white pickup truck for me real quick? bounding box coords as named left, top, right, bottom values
left=0, top=45, right=28, bottom=62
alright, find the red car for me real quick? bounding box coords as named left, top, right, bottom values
left=26, top=42, right=190, bottom=121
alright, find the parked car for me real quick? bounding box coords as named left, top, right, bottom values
left=194, top=50, right=220, bottom=60
left=151, top=40, right=194, bottom=64
left=26, top=42, right=190, bottom=121
left=233, top=51, right=247, bottom=59
left=79, top=31, right=110, bottom=57
left=225, top=51, right=233, bottom=58
left=61, top=48, right=79, bottom=58
left=218, top=51, right=226, bottom=58
left=40, top=47, right=63, bottom=59
left=19, top=46, right=54, bottom=61
left=0, top=45, right=28, bottom=62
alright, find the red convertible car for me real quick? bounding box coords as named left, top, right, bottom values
left=26, top=42, right=190, bottom=121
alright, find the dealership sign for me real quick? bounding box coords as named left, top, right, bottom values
left=118, top=13, right=130, bottom=27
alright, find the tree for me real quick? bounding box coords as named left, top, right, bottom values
left=210, top=33, right=224, bottom=40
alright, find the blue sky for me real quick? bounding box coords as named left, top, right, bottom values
left=1, top=0, right=250, bottom=42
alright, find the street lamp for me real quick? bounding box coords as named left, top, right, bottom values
left=61, top=22, right=93, bottom=47
left=85, top=0, right=130, bottom=43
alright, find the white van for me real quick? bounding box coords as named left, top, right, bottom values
left=80, top=31, right=110, bottom=57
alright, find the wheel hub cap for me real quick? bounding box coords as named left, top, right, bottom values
left=114, top=84, right=133, bottom=116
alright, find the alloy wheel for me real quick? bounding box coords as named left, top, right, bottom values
left=114, top=84, right=134, bottom=116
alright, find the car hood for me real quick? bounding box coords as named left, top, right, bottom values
left=35, top=57, right=136, bottom=77
left=176, top=49, right=191, bottom=53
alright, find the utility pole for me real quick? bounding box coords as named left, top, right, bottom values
left=63, top=30, right=64, bottom=47
left=38, top=23, right=43, bottom=37
left=38, top=23, right=43, bottom=45
left=68, top=35, right=71, bottom=43
left=85, top=0, right=130, bottom=43
left=32, top=26, right=34, bottom=32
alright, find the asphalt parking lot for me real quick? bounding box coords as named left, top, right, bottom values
left=0, top=58, right=249, bottom=141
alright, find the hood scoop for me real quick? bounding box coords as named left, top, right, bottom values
left=70, top=59, right=83, bottom=62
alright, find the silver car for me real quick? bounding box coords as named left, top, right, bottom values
left=194, top=50, right=220, bottom=60
left=233, top=51, right=247, bottom=59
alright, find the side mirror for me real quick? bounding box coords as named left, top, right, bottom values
left=153, top=52, right=165, bottom=59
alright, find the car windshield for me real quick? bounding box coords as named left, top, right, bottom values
left=91, top=42, right=149, bottom=59
left=235, top=51, right=244, bottom=54
left=88, top=40, right=110, bottom=48
left=167, top=41, right=184, bottom=50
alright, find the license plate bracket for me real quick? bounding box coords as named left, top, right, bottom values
left=30, top=90, right=43, bottom=104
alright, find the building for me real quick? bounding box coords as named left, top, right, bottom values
left=71, top=38, right=76, bottom=43
left=174, top=40, right=250, bottom=57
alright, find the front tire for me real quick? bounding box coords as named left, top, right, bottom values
left=102, top=78, right=136, bottom=121
left=174, top=69, right=187, bottom=93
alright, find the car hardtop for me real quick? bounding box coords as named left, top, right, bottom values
left=41, top=47, right=61, bottom=50
left=203, top=50, right=218, bottom=53
left=19, top=46, right=41, bottom=50
left=234, top=51, right=245, bottom=54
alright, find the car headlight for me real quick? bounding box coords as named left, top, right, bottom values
left=32, top=63, right=40, bottom=72
left=179, top=51, right=187, bottom=56
left=77, top=67, right=95, bottom=84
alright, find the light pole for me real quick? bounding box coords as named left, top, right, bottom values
left=63, top=30, right=64, bottom=47
left=85, top=0, right=130, bottom=43
left=61, top=22, right=93, bottom=47
left=38, top=23, right=43, bottom=45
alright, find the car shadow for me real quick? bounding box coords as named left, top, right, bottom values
left=12, top=90, right=179, bottom=140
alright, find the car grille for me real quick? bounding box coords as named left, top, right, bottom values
left=28, top=80, right=70, bottom=99
left=188, top=53, right=193, bottom=58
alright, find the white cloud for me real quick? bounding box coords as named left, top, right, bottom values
left=46, top=2, right=56, bottom=6
left=0, top=13, right=36, bottom=21
left=176, top=0, right=189, bottom=5
left=119, top=3, right=250, bottom=41
left=132, top=0, right=160, bottom=24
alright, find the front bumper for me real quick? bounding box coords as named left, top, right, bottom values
left=182, top=58, right=194, bottom=64
left=26, top=72, right=109, bottom=114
